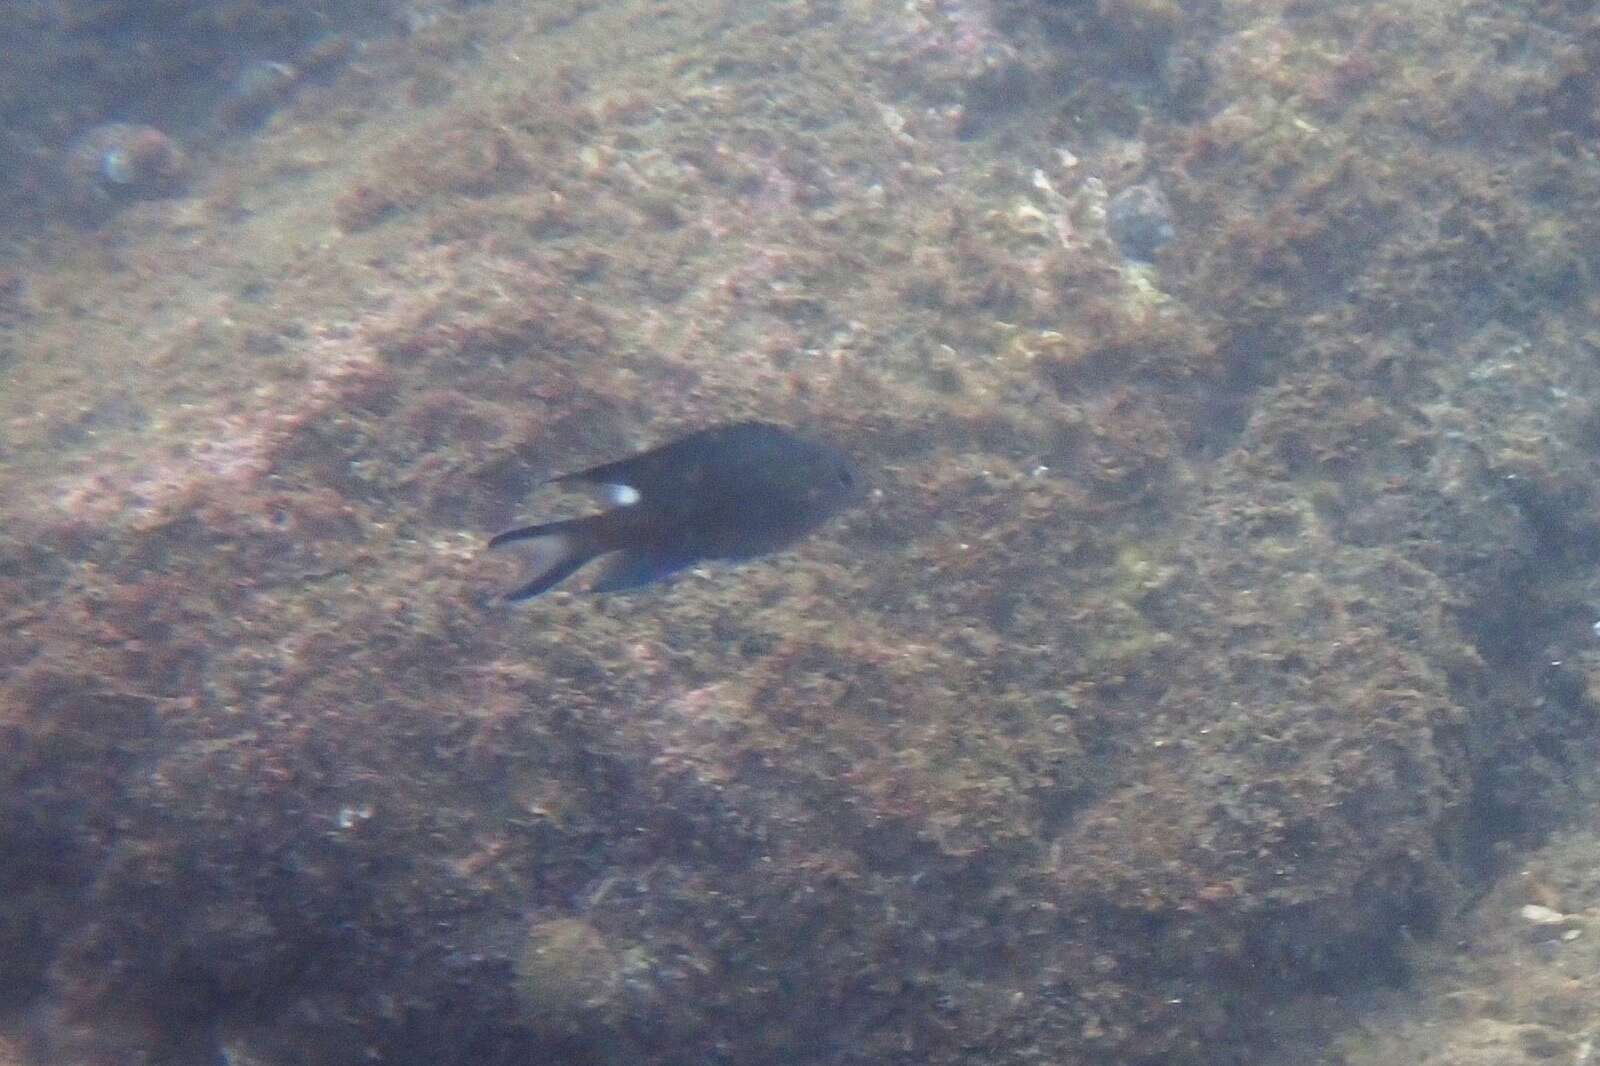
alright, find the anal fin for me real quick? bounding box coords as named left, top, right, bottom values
left=585, top=548, right=698, bottom=593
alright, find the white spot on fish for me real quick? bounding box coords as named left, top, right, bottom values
left=605, top=483, right=641, bottom=506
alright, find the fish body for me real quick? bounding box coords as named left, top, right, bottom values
left=489, top=422, right=860, bottom=601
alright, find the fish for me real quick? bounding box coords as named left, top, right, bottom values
left=488, top=421, right=861, bottom=601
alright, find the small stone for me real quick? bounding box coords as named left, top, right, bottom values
left=64, top=123, right=190, bottom=203
left=515, top=917, right=626, bottom=1036
left=1520, top=1024, right=1574, bottom=1059
left=1521, top=904, right=1569, bottom=925
left=1106, top=182, right=1175, bottom=263
left=220, top=60, right=300, bottom=128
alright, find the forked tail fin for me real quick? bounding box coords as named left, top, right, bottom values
left=486, top=517, right=600, bottom=601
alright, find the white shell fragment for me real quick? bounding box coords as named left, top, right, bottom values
left=1520, top=904, right=1569, bottom=925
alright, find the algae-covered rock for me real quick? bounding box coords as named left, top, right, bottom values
left=9, top=0, right=1600, bottom=1061
left=514, top=917, right=626, bottom=1036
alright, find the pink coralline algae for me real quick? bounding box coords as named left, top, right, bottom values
left=48, top=329, right=383, bottom=531
left=43, top=247, right=490, bottom=535
left=64, top=123, right=190, bottom=203
left=898, top=0, right=1015, bottom=77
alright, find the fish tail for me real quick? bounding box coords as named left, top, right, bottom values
left=486, top=517, right=603, bottom=601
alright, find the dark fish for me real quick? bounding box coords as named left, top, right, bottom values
left=488, top=421, right=861, bottom=601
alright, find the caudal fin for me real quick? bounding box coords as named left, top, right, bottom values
left=486, top=519, right=596, bottom=601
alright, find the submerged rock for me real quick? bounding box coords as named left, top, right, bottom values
left=514, top=917, right=626, bottom=1036
left=64, top=122, right=189, bottom=205
left=1106, top=181, right=1175, bottom=262
left=220, top=60, right=301, bottom=128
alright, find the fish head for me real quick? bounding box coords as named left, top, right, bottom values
left=785, top=436, right=865, bottom=519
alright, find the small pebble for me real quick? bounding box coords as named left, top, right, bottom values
left=1106, top=182, right=1175, bottom=263
left=1521, top=904, right=1569, bottom=925
left=64, top=123, right=189, bottom=203
left=1531, top=938, right=1565, bottom=962
left=220, top=60, right=300, bottom=127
